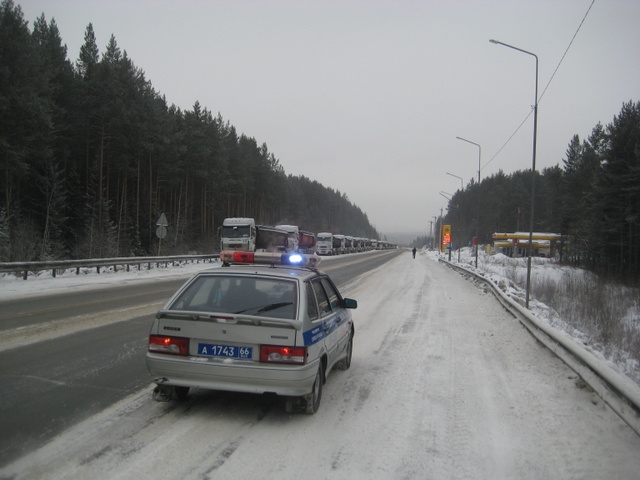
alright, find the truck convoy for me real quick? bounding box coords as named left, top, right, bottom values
left=220, top=217, right=395, bottom=254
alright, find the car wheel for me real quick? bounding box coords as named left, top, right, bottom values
left=305, top=365, right=324, bottom=414
left=337, top=333, right=353, bottom=370
left=174, top=386, right=190, bottom=400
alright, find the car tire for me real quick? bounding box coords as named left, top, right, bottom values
left=305, top=365, right=324, bottom=414
left=174, top=386, right=190, bottom=400
left=336, top=333, right=353, bottom=370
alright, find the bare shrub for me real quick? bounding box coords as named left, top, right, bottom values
left=481, top=253, right=640, bottom=383
left=532, top=272, right=560, bottom=306
left=532, top=265, right=640, bottom=383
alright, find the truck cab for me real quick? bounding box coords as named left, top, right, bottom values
left=316, top=232, right=333, bottom=255
left=220, top=218, right=256, bottom=251
left=275, top=225, right=299, bottom=252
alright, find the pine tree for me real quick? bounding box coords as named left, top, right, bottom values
left=596, top=101, right=640, bottom=280
left=0, top=0, right=45, bottom=217
left=0, top=208, right=9, bottom=261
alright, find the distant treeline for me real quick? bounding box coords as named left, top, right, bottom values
left=435, top=100, right=640, bottom=283
left=0, top=1, right=379, bottom=261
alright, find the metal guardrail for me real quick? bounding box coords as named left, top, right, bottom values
left=0, top=254, right=220, bottom=280
left=440, top=257, right=640, bottom=437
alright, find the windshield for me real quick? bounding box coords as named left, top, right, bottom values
left=221, top=226, right=251, bottom=238
left=169, top=275, right=297, bottom=320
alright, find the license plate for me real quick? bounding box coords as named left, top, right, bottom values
left=197, top=343, right=253, bottom=359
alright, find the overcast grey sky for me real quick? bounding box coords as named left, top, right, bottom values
left=18, top=0, right=640, bottom=235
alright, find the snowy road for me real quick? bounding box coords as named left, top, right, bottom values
left=2, top=251, right=639, bottom=479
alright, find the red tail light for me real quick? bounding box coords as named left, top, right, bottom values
left=260, top=345, right=306, bottom=364
left=220, top=251, right=255, bottom=264
left=148, top=335, right=189, bottom=356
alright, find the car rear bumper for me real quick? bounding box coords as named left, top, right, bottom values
left=146, top=353, right=319, bottom=396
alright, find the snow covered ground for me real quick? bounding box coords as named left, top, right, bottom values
left=2, top=247, right=638, bottom=386
left=1, top=249, right=640, bottom=479
left=1, top=247, right=638, bottom=386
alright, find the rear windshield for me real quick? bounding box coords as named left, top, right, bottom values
left=169, top=275, right=297, bottom=320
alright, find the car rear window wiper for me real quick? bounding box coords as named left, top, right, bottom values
left=257, top=302, right=293, bottom=313
left=233, top=302, right=293, bottom=315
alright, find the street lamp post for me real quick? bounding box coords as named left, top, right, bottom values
left=446, top=172, right=464, bottom=191
left=490, top=38, right=538, bottom=309
left=440, top=208, right=443, bottom=253
left=456, top=136, right=481, bottom=268
left=432, top=216, right=438, bottom=249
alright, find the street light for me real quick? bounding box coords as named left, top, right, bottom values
left=490, top=38, right=538, bottom=309
left=432, top=215, right=438, bottom=249
left=456, top=136, right=481, bottom=268
left=446, top=172, right=464, bottom=191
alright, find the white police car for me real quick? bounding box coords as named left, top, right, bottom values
left=146, top=250, right=357, bottom=414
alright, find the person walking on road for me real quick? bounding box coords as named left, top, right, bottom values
left=412, top=247, right=417, bottom=259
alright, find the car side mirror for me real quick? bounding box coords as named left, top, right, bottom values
left=342, top=298, right=357, bottom=309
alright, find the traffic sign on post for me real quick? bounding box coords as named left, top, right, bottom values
left=156, top=213, right=168, bottom=227
left=156, top=213, right=169, bottom=255
left=156, top=226, right=167, bottom=239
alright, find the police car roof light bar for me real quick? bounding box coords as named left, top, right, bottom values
left=220, top=250, right=321, bottom=268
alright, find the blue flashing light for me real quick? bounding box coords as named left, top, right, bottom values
left=283, top=253, right=304, bottom=265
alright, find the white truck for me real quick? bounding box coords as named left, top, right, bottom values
left=344, top=236, right=354, bottom=253
left=275, top=224, right=299, bottom=252
left=316, top=232, right=333, bottom=255
left=220, top=218, right=289, bottom=253
left=220, top=217, right=256, bottom=251
left=255, top=225, right=289, bottom=252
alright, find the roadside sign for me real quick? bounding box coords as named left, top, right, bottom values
left=156, top=213, right=169, bottom=254
left=156, top=213, right=168, bottom=227
left=156, top=226, right=168, bottom=239
left=442, top=224, right=452, bottom=252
